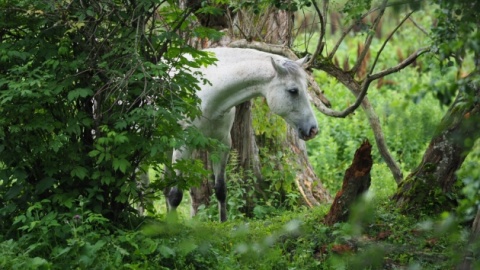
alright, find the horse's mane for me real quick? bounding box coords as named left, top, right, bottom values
left=206, top=47, right=307, bottom=79
left=281, top=59, right=307, bottom=79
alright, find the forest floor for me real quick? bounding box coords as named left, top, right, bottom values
left=143, top=196, right=472, bottom=269
left=1, top=196, right=475, bottom=269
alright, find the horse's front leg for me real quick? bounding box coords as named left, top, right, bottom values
left=213, top=149, right=230, bottom=222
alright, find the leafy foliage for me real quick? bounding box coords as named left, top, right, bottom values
left=429, top=0, right=480, bottom=104
left=1, top=0, right=480, bottom=268
left=0, top=197, right=473, bottom=269
left=0, top=0, right=219, bottom=233
left=457, top=141, right=480, bottom=221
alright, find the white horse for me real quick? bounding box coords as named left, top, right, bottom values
left=166, top=47, right=318, bottom=221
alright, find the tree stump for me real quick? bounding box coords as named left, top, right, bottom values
left=324, top=140, right=373, bottom=226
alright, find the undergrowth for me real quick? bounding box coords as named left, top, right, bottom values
left=1, top=197, right=475, bottom=269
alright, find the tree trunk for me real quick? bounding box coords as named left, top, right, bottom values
left=457, top=208, right=480, bottom=270
left=189, top=151, right=213, bottom=216
left=393, top=78, right=480, bottom=216
left=229, top=101, right=266, bottom=216
left=286, top=127, right=332, bottom=206
left=324, top=140, right=372, bottom=226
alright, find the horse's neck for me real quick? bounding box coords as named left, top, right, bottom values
left=198, top=54, right=274, bottom=119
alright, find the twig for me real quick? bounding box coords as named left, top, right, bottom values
left=306, top=0, right=327, bottom=67
left=370, top=11, right=415, bottom=75
left=328, top=6, right=382, bottom=60
left=235, top=23, right=250, bottom=40
left=228, top=39, right=298, bottom=59
left=369, top=47, right=430, bottom=80
left=408, top=17, right=428, bottom=36
left=351, top=0, right=387, bottom=75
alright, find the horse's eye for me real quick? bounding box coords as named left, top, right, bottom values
left=288, top=88, right=299, bottom=94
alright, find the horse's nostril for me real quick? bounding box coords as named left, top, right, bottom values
left=299, top=126, right=318, bottom=140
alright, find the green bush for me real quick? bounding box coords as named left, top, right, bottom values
left=0, top=0, right=219, bottom=233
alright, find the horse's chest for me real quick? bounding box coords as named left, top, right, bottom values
left=195, top=108, right=236, bottom=140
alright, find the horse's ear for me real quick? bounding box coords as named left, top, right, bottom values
left=295, top=55, right=309, bottom=66
left=271, top=57, right=288, bottom=75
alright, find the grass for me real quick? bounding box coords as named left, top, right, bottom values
left=144, top=198, right=470, bottom=269
left=0, top=186, right=474, bottom=270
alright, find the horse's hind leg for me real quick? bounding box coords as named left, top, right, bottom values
left=210, top=109, right=235, bottom=222
left=164, top=147, right=191, bottom=215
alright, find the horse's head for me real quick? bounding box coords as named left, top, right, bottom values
left=266, top=56, right=318, bottom=141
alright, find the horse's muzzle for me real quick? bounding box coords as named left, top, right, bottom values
left=300, top=126, right=318, bottom=141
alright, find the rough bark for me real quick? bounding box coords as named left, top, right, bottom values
left=324, top=140, right=373, bottom=226
left=230, top=102, right=263, bottom=181
left=230, top=101, right=266, bottom=214
left=287, top=127, right=332, bottom=206
left=189, top=151, right=213, bottom=216
left=393, top=78, right=480, bottom=215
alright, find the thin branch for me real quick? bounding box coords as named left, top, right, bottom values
left=228, top=39, right=298, bottom=59
left=408, top=17, right=428, bottom=36
left=157, top=7, right=195, bottom=57
left=328, top=6, right=382, bottom=60
left=369, top=47, right=430, bottom=80
left=235, top=22, right=250, bottom=40
left=369, top=10, right=414, bottom=75
left=351, top=0, right=387, bottom=75
left=361, top=95, right=403, bottom=183
left=310, top=76, right=369, bottom=118
left=306, top=0, right=326, bottom=67
left=307, top=75, right=331, bottom=107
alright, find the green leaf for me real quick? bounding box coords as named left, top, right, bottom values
left=101, top=176, right=115, bottom=185
left=113, top=133, right=129, bottom=144
left=139, top=238, right=158, bottom=255
left=63, top=197, right=74, bottom=209
left=112, top=158, right=130, bottom=173
left=67, top=88, right=93, bottom=101
left=30, top=257, right=49, bottom=267
left=35, top=177, right=56, bottom=194
left=88, top=149, right=100, bottom=157
left=71, top=166, right=88, bottom=180
left=158, top=245, right=175, bottom=258
left=53, top=246, right=72, bottom=258
left=178, top=240, right=198, bottom=256
left=5, top=184, right=23, bottom=200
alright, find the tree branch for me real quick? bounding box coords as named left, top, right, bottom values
left=312, top=62, right=404, bottom=183
left=408, top=17, right=428, bottom=36
left=328, top=6, right=382, bottom=60
left=369, top=47, right=430, bottom=80
left=229, top=39, right=298, bottom=58
left=369, top=10, right=414, bottom=75
left=361, top=94, right=403, bottom=183
left=351, top=0, right=387, bottom=75
left=306, top=0, right=327, bottom=67
left=157, top=7, right=195, bottom=57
